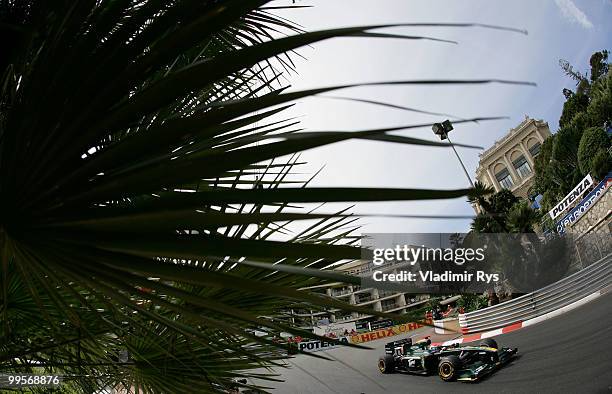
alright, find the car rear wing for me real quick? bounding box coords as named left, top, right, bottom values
left=384, top=338, right=412, bottom=355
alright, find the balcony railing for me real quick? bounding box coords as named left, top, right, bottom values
left=378, top=290, right=396, bottom=298
left=331, top=289, right=351, bottom=297
left=356, top=296, right=372, bottom=304
left=381, top=303, right=398, bottom=312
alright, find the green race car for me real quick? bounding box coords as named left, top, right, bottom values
left=378, top=337, right=518, bottom=382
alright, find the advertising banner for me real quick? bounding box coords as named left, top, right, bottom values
left=349, top=322, right=423, bottom=344
left=355, top=321, right=370, bottom=331
left=297, top=337, right=349, bottom=353
left=369, top=319, right=394, bottom=331
left=548, top=174, right=593, bottom=219
left=556, top=174, right=612, bottom=234
left=312, top=321, right=357, bottom=338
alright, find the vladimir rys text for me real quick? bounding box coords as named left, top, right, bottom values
left=372, top=270, right=499, bottom=284
left=370, top=245, right=499, bottom=284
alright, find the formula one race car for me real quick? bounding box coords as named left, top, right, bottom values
left=377, top=337, right=517, bottom=382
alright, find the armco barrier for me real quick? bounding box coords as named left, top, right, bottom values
left=459, top=252, right=612, bottom=334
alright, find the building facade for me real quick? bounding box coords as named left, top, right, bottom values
left=475, top=117, right=551, bottom=202
left=288, top=259, right=430, bottom=329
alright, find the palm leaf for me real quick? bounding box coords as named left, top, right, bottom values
left=0, top=1, right=532, bottom=392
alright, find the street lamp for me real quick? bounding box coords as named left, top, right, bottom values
left=432, top=120, right=475, bottom=188
left=432, top=120, right=453, bottom=140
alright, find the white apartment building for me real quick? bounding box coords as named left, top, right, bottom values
left=475, top=116, right=552, bottom=202
left=288, top=259, right=430, bottom=328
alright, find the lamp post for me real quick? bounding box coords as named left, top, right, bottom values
left=432, top=120, right=475, bottom=188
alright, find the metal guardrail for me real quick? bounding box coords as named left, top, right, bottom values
left=459, top=252, right=612, bottom=334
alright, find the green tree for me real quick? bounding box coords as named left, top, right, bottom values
left=578, top=127, right=611, bottom=177
left=506, top=201, right=540, bottom=233
left=533, top=50, right=611, bottom=214
left=587, top=68, right=612, bottom=127
left=489, top=189, right=520, bottom=215
left=589, top=50, right=609, bottom=83
left=533, top=135, right=556, bottom=193
left=559, top=91, right=589, bottom=128
left=559, top=50, right=608, bottom=98
left=590, top=150, right=612, bottom=180
left=0, top=1, right=525, bottom=392
left=551, top=121, right=584, bottom=183
left=469, top=187, right=537, bottom=233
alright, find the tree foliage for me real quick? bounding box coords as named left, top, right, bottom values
left=578, top=127, right=611, bottom=177
left=470, top=187, right=539, bottom=233
left=589, top=50, right=610, bottom=83
left=488, top=189, right=520, bottom=216
left=590, top=150, right=612, bottom=180
left=505, top=201, right=540, bottom=233
left=533, top=50, right=611, bottom=215
left=558, top=91, right=589, bottom=128
left=588, top=66, right=612, bottom=128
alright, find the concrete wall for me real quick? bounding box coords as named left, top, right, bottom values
left=567, top=186, right=611, bottom=236
left=567, top=186, right=611, bottom=270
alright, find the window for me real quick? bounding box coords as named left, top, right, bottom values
left=335, top=311, right=353, bottom=321
left=380, top=299, right=397, bottom=311
left=495, top=168, right=514, bottom=189
left=332, top=287, right=349, bottom=297
left=513, top=155, right=531, bottom=178
left=528, top=142, right=541, bottom=157
left=499, top=174, right=514, bottom=189
left=356, top=294, right=372, bottom=304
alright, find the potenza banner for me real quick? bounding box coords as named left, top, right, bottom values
left=349, top=322, right=424, bottom=344
left=548, top=174, right=593, bottom=219
left=297, top=337, right=349, bottom=353
left=556, top=173, right=612, bottom=234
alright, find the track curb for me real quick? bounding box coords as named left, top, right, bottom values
left=431, top=289, right=605, bottom=346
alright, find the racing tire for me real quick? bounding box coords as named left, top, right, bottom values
left=378, top=354, right=395, bottom=374
left=480, top=338, right=498, bottom=350
left=438, top=355, right=461, bottom=381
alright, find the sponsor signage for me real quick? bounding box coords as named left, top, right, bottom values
left=297, top=337, right=348, bottom=353
left=355, top=321, right=370, bottom=331
left=349, top=322, right=424, bottom=344
left=369, top=319, right=394, bottom=331
left=549, top=174, right=594, bottom=220
left=312, top=321, right=357, bottom=338
left=556, top=174, right=612, bottom=234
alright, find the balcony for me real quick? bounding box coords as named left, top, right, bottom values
left=381, top=302, right=398, bottom=312
left=355, top=295, right=373, bottom=304
left=330, top=288, right=351, bottom=298
left=377, top=290, right=396, bottom=298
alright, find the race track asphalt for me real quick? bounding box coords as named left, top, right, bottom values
left=257, top=291, right=612, bottom=393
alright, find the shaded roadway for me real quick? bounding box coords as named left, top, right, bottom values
left=259, top=291, right=612, bottom=393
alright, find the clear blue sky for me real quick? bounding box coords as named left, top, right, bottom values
left=270, top=0, right=612, bottom=234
